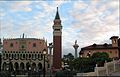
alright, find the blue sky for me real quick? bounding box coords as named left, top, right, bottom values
left=0, top=0, right=119, bottom=56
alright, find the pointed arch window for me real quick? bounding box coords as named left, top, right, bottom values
left=29, top=54, right=31, bottom=58
left=23, top=54, right=25, bottom=59
left=38, top=54, right=40, bottom=59
left=41, top=54, right=43, bottom=59
left=6, top=54, right=8, bottom=59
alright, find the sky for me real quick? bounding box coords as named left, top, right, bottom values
left=0, top=0, right=119, bottom=56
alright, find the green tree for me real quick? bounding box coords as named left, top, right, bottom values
left=72, top=52, right=112, bottom=72
left=91, top=52, right=112, bottom=66
left=91, top=52, right=109, bottom=59
left=62, top=53, right=74, bottom=70
left=72, top=57, right=95, bottom=72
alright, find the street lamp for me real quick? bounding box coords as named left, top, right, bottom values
left=29, top=67, right=31, bottom=77
left=14, top=68, right=16, bottom=77
left=43, top=49, right=47, bottom=77
left=48, top=43, right=53, bottom=77
left=0, top=52, right=2, bottom=71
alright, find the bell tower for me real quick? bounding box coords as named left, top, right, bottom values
left=110, top=36, right=119, bottom=47
left=53, top=7, right=62, bottom=70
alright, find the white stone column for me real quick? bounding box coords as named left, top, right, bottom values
left=105, top=61, right=108, bottom=76
left=113, top=59, right=116, bottom=72
left=95, top=64, right=99, bottom=76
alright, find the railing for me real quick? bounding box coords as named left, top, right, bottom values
left=77, top=59, right=120, bottom=76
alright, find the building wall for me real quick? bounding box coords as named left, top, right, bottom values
left=3, top=39, right=47, bottom=53
left=2, top=38, right=48, bottom=71
left=82, top=49, right=119, bottom=58
left=3, top=39, right=20, bottom=51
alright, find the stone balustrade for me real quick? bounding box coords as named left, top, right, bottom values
left=77, top=59, right=120, bottom=76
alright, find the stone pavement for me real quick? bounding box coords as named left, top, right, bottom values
left=110, top=71, right=120, bottom=76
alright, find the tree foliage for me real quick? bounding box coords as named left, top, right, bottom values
left=91, top=52, right=109, bottom=59
left=72, top=52, right=112, bottom=72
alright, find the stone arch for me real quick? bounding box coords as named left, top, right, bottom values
left=2, top=62, right=7, bottom=70
left=14, top=62, right=19, bottom=71
left=23, top=54, right=25, bottom=59
left=38, top=63, right=42, bottom=71
left=32, top=62, right=36, bottom=71
left=9, top=62, right=14, bottom=71
left=29, top=54, right=31, bottom=58
left=26, top=54, right=28, bottom=59
left=20, top=62, right=24, bottom=70
left=26, top=62, right=30, bottom=71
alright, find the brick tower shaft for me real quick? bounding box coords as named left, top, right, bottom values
left=53, top=7, right=62, bottom=70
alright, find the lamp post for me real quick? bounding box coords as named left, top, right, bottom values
left=43, top=49, right=47, bottom=77
left=29, top=59, right=32, bottom=77
left=29, top=67, right=31, bottom=77
left=14, top=68, right=16, bottom=77
left=0, top=52, right=2, bottom=71
left=48, top=43, right=53, bottom=77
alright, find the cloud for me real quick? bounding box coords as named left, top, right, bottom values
left=0, top=0, right=119, bottom=55
left=11, top=1, right=32, bottom=12
left=65, top=0, right=119, bottom=51
left=73, top=1, right=88, bottom=10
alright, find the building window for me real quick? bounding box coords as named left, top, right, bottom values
left=15, top=54, right=16, bottom=59
left=26, top=54, right=28, bottom=59
left=20, top=54, right=22, bottom=59
left=41, top=54, right=43, bottom=59
left=33, top=43, right=36, bottom=47
left=6, top=54, right=8, bottom=58
left=17, top=54, right=19, bottom=59
left=21, top=45, right=25, bottom=49
left=38, top=54, right=40, bottom=58
left=23, top=54, right=25, bottom=59
left=110, top=51, right=112, bottom=53
left=32, top=54, right=34, bottom=59
left=35, top=54, right=37, bottom=59
left=9, top=54, right=11, bottom=58
left=114, top=40, right=116, bottom=43
left=55, top=29, right=60, bottom=31
left=12, top=54, right=14, bottom=59
left=29, top=54, right=31, bottom=58
left=5, top=42, right=7, bottom=44
left=10, top=43, right=13, bottom=47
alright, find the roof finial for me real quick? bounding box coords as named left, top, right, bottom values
left=75, top=40, right=77, bottom=44
left=22, top=33, right=24, bottom=38
left=57, top=7, right=58, bottom=11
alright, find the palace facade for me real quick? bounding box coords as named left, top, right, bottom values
left=1, top=34, right=48, bottom=73
left=80, top=36, right=119, bottom=59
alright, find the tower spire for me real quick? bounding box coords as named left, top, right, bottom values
left=55, top=7, right=60, bottom=19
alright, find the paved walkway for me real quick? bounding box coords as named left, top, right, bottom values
left=110, top=71, right=120, bottom=76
